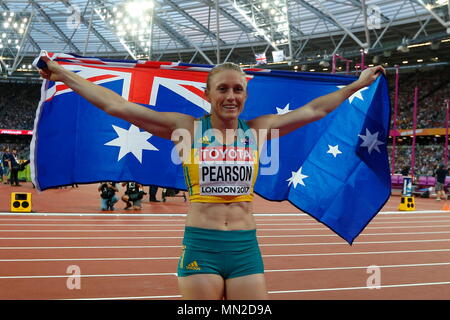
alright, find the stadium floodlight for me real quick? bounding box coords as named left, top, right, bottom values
left=397, top=45, right=410, bottom=53
left=397, top=38, right=410, bottom=53
left=423, top=0, right=448, bottom=8
left=95, top=0, right=155, bottom=60
left=0, top=10, right=32, bottom=75
left=319, top=60, right=330, bottom=67
left=229, top=0, right=292, bottom=62
left=126, top=0, right=154, bottom=17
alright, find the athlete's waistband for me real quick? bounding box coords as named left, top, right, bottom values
left=183, top=226, right=258, bottom=252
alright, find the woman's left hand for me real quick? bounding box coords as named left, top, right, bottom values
left=356, top=65, right=386, bottom=88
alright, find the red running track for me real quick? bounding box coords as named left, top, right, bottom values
left=0, top=212, right=450, bottom=300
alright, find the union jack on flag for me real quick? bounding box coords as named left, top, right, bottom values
left=31, top=51, right=391, bottom=244
left=255, top=53, right=267, bottom=65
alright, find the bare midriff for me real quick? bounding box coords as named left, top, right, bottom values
left=185, top=201, right=256, bottom=230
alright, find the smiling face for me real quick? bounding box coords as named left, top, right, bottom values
left=205, top=68, right=247, bottom=123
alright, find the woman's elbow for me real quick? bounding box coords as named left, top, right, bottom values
left=107, top=99, right=127, bottom=118
left=314, top=110, right=329, bottom=121
left=304, top=106, right=327, bottom=123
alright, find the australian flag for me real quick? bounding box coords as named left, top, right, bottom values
left=31, top=52, right=391, bottom=244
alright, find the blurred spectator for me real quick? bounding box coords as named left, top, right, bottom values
left=0, top=83, right=39, bottom=130
left=389, top=68, right=450, bottom=130
left=388, top=144, right=447, bottom=176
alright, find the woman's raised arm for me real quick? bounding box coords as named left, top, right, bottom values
left=248, top=65, right=385, bottom=138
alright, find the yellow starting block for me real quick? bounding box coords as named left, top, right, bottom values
left=398, top=196, right=415, bottom=211
left=10, top=192, right=32, bottom=213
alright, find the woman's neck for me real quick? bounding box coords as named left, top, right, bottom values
left=209, top=113, right=239, bottom=145
left=210, top=113, right=238, bottom=131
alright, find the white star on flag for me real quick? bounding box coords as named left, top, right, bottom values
left=276, top=103, right=292, bottom=115
left=287, top=166, right=308, bottom=188
left=337, top=85, right=369, bottom=103
left=358, top=128, right=384, bottom=154
left=327, top=145, right=342, bottom=158
left=105, top=124, right=159, bottom=163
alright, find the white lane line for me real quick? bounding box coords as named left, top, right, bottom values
left=0, top=215, right=448, bottom=222
left=1, top=220, right=450, bottom=227
left=0, top=224, right=188, bottom=227
left=265, top=262, right=450, bottom=272
left=0, top=236, right=184, bottom=240
left=0, top=213, right=189, bottom=217
left=0, top=272, right=178, bottom=279
left=61, top=280, right=450, bottom=300
left=1, top=238, right=450, bottom=249
left=0, top=218, right=187, bottom=222
left=1, top=224, right=450, bottom=233
left=263, top=248, right=450, bottom=257
left=2, top=262, right=450, bottom=279
left=365, top=215, right=450, bottom=220
left=0, top=210, right=447, bottom=217
left=5, top=261, right=450, bottom=280
left=269, top=281, right=450, bottom=294
left=0, top=257, right=181, bottom=262
left=0, top=245, right=180, bottom=249
left=65, top=295, right=182, bottom=300
left=1, top=230, right=450, bottom=240
left=378, top=210, right=449, bottom=215
left=263, top=231, right=450, bottom=237
left=260, top=239, right=450, bottom=246
left=0, top=229, right=186, bottom=232
left=1, top=248, right=450, bottom=262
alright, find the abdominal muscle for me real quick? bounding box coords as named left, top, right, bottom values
left=185, top=201, right=256, bottom=230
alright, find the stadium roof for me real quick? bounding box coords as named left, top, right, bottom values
left=0, top=0, right=449, bottom=77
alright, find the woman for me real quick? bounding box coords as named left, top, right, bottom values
left=38, top=56, right=384, bottom=299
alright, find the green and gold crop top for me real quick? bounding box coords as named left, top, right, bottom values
left=181, top=114, right=259, bottom=203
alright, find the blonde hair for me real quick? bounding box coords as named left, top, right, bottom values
left=206, top=62, right=247, bottom=91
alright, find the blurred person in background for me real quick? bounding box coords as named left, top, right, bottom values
left=1, top=147, right=10, bottom=184
left=122, top=182, right=145, bottom=210
left=98, top=182, right=119, bottom=211
left=434, top=163, right=449, bottom=201
left=8, top=148, right=21, bottom=186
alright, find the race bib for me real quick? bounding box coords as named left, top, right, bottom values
left=198, top=146, right=255, bottom=196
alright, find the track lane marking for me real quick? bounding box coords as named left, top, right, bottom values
left=2, top=224, right=450, bottom=233
left=1, top=220, right=450, bottom=227
left=1, top=248, right=450, bottom=262
left=1, top=238, right=450, bottom=249
left=2, top=262, right=450, bottom=279
left=1, top=230, right=450, bottom=240
left=269, top=281, right=450, bottom=294
left=60, top=281, right=450, bottom=300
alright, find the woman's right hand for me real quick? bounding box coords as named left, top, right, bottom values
left=37, top=56, right=67, bottom=82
